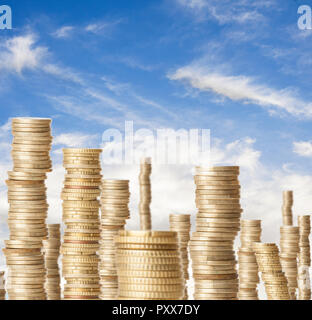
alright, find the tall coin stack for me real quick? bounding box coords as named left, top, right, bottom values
left=298, top=215, right=311, bottom=300
left=3, top=117, right=52, bottom=300
left=238, top=220, right=261, bottom=300
left=190, top=166, right=242, bottom=300
left=61, top=148, right=102, bottom=300
left=99, top=179, right=130, bottom=300
left=43, top=224, right=61, bottom=300
left=139, top=158, right=152, bottom=230
left=253, top=243, right=290, bottom=300
left=169, top=214, right=191, bottom=299
left=115, top=231, right=184, bottom=300
left=282, top=191, right=293, bottom=226
left=280, top=226, right=299, bottom=299
left=0, top=272, right=5, bottom=300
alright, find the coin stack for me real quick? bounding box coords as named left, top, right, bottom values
left=280, top=226, right=299, bottom=299
left=115, top=230, right=184, bottom=300
left=61, top=148, right=102, bottom=300
left=43, top=224, right=61, bottom=300
left=139, top=158, right=152, bottom=230
left=169, top=214, right=191, bottom=299
left=238, top=220, right=261, bottom=300
left=190, top=166, right=242, bottom=300
left=99, top=179, right=130, bottom=300
left=3, top=117, right=52, bottom=300
left=297, top=216, right=311, bottom=300
left=282, top=191, right=293, bottom=226
left=253, top=242, right=290, bottom=300
left=0, top=272, right=5, bottom=300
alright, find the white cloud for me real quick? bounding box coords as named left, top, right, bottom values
left=0, top=34, right=47, bottom=73
left=293, top=141, right=312, bottom=157
left=54, top=132, right=99, bottom=148
left=85, top=19, right=122, bottom=35
left=52, top=26, right=74, bottom=39
left=168, top=64, right=312, bottom=118
left=0, top=33, right=85, bottom=86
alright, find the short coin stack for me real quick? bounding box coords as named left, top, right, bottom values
left=280, top=226, right=299, bottom=299
left=238, top=220, right=261, bottom=300
left=298, top=215, right=311, bottom=300
left=115, top=230, right=184, bottom=300
left=3, top=117, right=52, bottom=300
left=190, top=166, right=242, bottom=300
left=99, top=179, right=130, bottom=300
left=0, top=272, right=5, bottom=300
left=253, top=243, right=290, bottom=300
left=282, top=191, right=293, bottom=226
left=43, top=224, right=61, bottom=300
left=61, top=148, right=102, bottom=300
left=169, top=214, right=191, bottom=299
left=139, top=158, right=152, bottom=230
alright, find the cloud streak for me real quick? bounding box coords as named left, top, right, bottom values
left=52, top=26, right=75, bottom=39
left=168, top=64, right=312, bottom=118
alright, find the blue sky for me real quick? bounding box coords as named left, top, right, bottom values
left=1, top=0, right=312, bottom=268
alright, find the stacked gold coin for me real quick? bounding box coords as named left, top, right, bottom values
left=298, top=216, right=311, bottom=300
left=280, top=226, right=299, bottom=299
left=253, top=243, right=290, bottom=300
left=190, top=166, right=242, bottom=300
left=238, top=220, right=261, bottom=300
left=282, top=191, right=293, bottom=226
left=139, top=158, right=152, bottom=230
left=99, top=179, right=130, bottom=300
left=3, top=117, right=52, bottom=300
left=0, top=271, right=5, bottom=300
left=116, top=230, right=184, bottom=300
left=43, top=224, right=61, bottom=300
left=169, top=214, right=191, bottom=299
left=61, top=148, right=102, bottom=300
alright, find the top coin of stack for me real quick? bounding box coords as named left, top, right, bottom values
left=169, top=214, right=191, bottom=299
left=116, top=230, right=184, bottom=300
left=4, top=117, right=52, bottom=300
left=43, top=224, right=61, bottom=300
left=238, top=220, right=261, bottom=300
left=190, top=166, right=242, bottom=300
left=282, top=191, right=293, bottom=226
left=139, top=158, right=152, bottom=230
left=61, top=148, right=102, bottom=300
left=0, top=271, right=5, bottom=300
left=99, top=179, right=130, bottom=300
left=280, top=226, right=299, bottom=300
left=297, top=215, right=311, bottom=300
left=253, top=242, right=290, bottom=300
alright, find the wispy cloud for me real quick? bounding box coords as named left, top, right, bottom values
left=101, top=76, right=130, bottom=95
left=119, top=57, right=156, bottom=72
left=175, top=0, right=272, bottom=24
left=42, top=64, right=84, bottom=85
left=52, top=26, right=75, bottom=39
left=168, top=64, right=312, bottom=118
left=85, top=19, right=123, bottom=35
left=293, top=141, right=312, bottom=157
